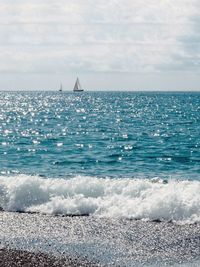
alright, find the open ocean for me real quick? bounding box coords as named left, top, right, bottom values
left=0, top=91, right=200, bottom=266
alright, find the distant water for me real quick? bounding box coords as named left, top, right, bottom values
left=0, top=91, right=200, bottom=222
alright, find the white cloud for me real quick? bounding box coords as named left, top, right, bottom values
left=0, top=0, right=199, bottom=75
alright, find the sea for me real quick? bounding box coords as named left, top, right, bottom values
left=0, top=91, right=200, bottom=266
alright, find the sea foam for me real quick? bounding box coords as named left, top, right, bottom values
left=0, top=175, right=200, bottom=223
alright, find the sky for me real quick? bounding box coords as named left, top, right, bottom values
left=0, top=0, right=200, bottom=91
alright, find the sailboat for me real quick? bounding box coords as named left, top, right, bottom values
left=73, top=77, right=84, bottom=92
left=59, top=83, right=63, bottom=92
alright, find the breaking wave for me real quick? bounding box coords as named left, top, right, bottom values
left=0, top=175, right=200, bottom=224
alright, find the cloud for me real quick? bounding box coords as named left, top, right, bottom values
left=0, top=0, right=199, bottom=74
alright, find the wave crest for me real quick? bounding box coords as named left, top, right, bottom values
left=0, top=175, right=200, bottom=223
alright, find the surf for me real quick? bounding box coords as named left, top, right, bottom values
left=0, top=175, right=200, bottom=224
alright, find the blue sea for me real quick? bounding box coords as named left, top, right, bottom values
left=0, top=91, right=200, bottom=222
left=1, top=91, right=200, bottom=179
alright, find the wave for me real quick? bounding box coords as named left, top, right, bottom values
left=0, top=175, right=200, bottom=224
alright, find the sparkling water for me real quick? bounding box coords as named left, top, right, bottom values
left=0, top=91, right=199, bottom=179
left=0, top=91, right=200, bottom=222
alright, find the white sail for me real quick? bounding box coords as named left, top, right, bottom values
left=73, top=78, right=84, bottom=92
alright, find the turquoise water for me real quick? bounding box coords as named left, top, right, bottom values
left=0, top=91, right=200, bottom=180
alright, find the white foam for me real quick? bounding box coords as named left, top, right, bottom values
left=0, top=175, right=200, bottom=223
